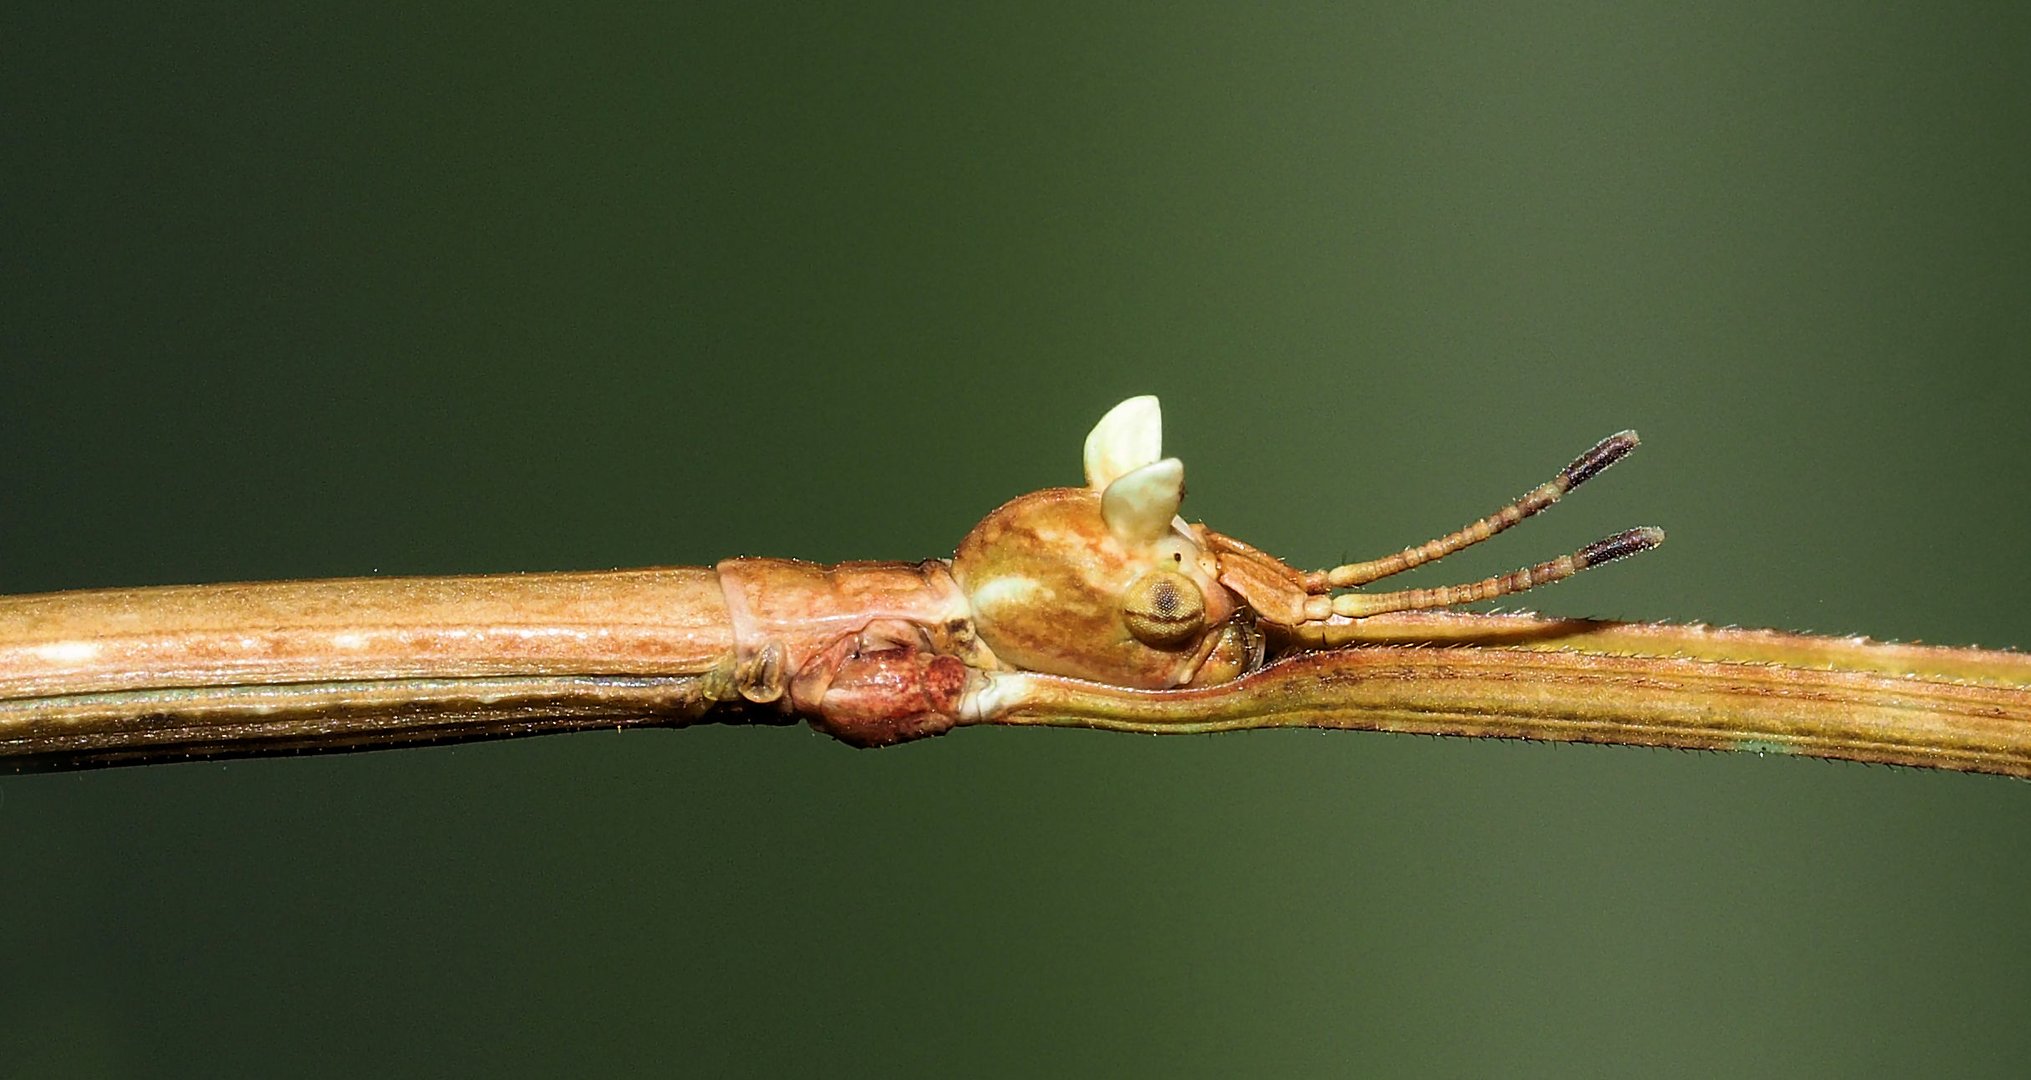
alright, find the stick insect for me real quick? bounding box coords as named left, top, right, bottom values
left=5, top=397, right=2030, bottom=775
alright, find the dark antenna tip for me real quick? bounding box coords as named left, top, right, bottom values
left=1577, top=526, right=1666, bottom=567
left=1561, top=430, right=1642, bottom=489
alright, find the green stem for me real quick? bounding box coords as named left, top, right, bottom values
left=982, top=616, right=2031, bottom=779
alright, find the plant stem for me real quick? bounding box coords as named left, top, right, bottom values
left=984, top=614, right=2031, bottom=778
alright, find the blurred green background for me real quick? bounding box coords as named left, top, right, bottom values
left=4, top=3, right=2029, bottom=1076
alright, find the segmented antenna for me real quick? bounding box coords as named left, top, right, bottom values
left=1326, top=526, right=1664, bottom=617
left=1308, top=431, right=1662, bottom=616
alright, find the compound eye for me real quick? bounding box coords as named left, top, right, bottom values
left=1121, top=569, right=1207, bottom=649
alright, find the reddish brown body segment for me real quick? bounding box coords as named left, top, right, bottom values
left=803, top=645, right=972, bottom=747
left=714, top=558, right=983, bottom=683
left=715, top=558, right=989, bottom=745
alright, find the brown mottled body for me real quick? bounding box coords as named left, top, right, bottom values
left=953, top=487, right=1239, bottom=689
